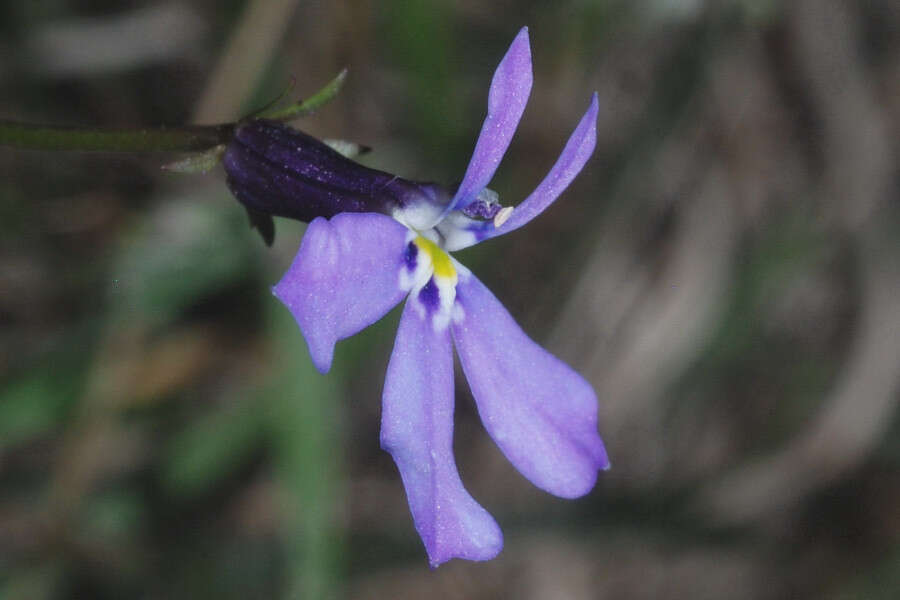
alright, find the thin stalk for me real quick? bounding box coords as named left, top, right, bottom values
left=0, top=120, right=234, bottom=153
left=259, top=69, right=347, bottom=121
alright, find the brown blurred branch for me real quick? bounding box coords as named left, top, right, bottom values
left=697, top=0, right=899, bottom=524
left=193, top=0, right=303, bottom=123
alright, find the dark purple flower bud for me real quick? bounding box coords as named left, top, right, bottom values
left=223, top=119, right=439, bottom=244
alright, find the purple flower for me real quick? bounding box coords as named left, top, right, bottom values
left=269, top=27, right=609, bottom=566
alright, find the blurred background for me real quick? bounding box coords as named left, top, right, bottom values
left=1, top=0, right=899, bottom=598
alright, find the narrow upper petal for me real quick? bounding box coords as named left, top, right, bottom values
left=273, top=212, right=409, bottom=373
left=440, top=93, right=598, bottom=251
left=452, top=273, right=609, bottom=498
left=489, top=93, right=598, bottom=236
left=381, top=298, right=503, bottom=567
left=447, top=27, right=533, bottom=214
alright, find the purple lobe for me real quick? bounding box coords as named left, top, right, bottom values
left=448, top=27, right=533, bottom=214
left=381, top=299, right=503, bottom=567
left=452, top=273, right=609, bottom=498
left=482, top=93, right=599, bottom=241
left=273, top=212, right=409, bottom=373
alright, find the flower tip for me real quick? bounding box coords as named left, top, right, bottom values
left=554, top=469, right=600, bottom=499
left=531, top=437, right=609, bottom=500
left=272, top=281, right=336, bottom=374
left=511, top=26, right=531, bottom=56
left=498, top=27, right=530, bottom=72
left=425, top=530, right=504, bottom=568
left=587, top=92, right=599, bottom=119
left=598, top=450, right=612, bottom=472
left=303, top=335, right=337, bottom=374
left=311, top=355, right=333, bottom=375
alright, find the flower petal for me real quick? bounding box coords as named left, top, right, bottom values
left=441, top=93, right=598, bottom=251
left=381, top=299, right=503, bottom=567
left=490, top=93, right=598, bottom=236
left=452, top=273, right=609, bottom=498
left=448, top=26, right=533, bottom=214
left=273, top=212, right=409, bottom=373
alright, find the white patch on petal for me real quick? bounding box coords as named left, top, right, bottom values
left=452, top=302, right=465, bottom=325
left=448, top=257, right=469, bottom=326
left=394, top=227, right=470, bottom=331
left=418, top=228, right=443, bottom=246
left=399, top=232, right=433, bottom=295
left=436, top=211, right=483, bottom=252
left=392, top=202, right=445, bottom=232
left=409, top=290, right=428, bottom=320
left=431, top=273, right=457, bottom=332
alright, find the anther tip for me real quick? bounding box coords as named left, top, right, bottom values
left=493, top=206, right=514, bottom=228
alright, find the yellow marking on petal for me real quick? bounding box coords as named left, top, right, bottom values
left=413, top=236, right=457, bottom=282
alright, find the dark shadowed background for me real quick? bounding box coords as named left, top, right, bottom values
left=2, top=1, right=899, bottom=598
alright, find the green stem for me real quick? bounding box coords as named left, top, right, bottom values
left=0, top=69, right=347, bottom=154
left=258, top=69, right=347, bottom=121
left=0, top=120, right=234, bottom=153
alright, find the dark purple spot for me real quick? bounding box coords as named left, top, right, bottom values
left=404, top=242, right=418, bottom=271
left=417, top=278, right=440, bottom=312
